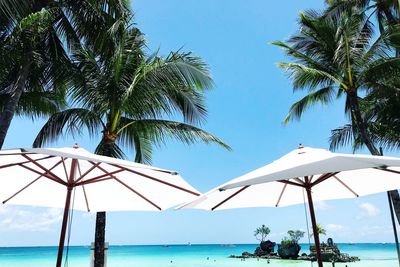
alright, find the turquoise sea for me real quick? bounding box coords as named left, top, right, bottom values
left=0, top=243, right=397, bottom=267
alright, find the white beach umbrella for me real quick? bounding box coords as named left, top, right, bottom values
left=179, top=146, right=400, bottom=267
left=0, top=145, right=200, bottom=267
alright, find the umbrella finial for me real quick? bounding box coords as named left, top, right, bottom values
left=73, top=143, right=79, bottom=149
left=298, top=143, right=304, bottom=149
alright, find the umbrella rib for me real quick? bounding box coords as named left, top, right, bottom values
left=0, top=155, right=55, bottom=170
left=332, top=175, right=359, bottom=197
left=74, top=162, right=102, bottom=184
left=311, top=172, right=340, bottom=187
left=293, top=177, right=305, bottom=185
left=276, top=183, right=288, bottom=207
left=81, top=185, right=90, bottom=212
left=211, top=186, right=250, bottom=211
left=375, top=167, right=400, bottom=175
left=19, top=164, right=67, bottom=186
left=85, top=162, right=162, bottom=210
left=112, top=177, right=162, bottom=210
left=2, top=177, right=42, bottom=204
left=278, top=179, right=305, bottom=188
left=107, top=163, right=200, bottom=196
left=75, top=169, right=125, bottom=186
left=76, top=177, right=114, bottom=186
left=21, top=154, right=63, bottom=182
left=2, top=159, right=65, bottom=204
left=61, top=158, right=69, bottom=181
left=0, top=152, right=36, bottom=156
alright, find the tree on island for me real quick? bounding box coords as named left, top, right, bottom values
left=287, top=230, right=305, bottom=244
left=253, top=225, right=276, bottom=255
left=254, top=225, right=271, bottom=242
left=278, top=230, right=305, bottom=259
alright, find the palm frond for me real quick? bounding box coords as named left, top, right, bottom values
left=329, top=124, right=356, bottom=151
left=123, top=51, right=213, bottom=124
left=117, top=118, right=231, bottom=163
left=277, top=63, right=344, bottom=91
left=284, top=86, right=335, bottom=124
left=362, top=57, right=400, bottom=85
left=33, top=108, right=103, bottom=147
left=16, top=91, right=66, bottom=118
left=132, top=133, right=153, bottom=164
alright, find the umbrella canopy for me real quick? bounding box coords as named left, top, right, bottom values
left=0, top=146, right=200, bottom=267
left=179, top=146, right=400, bottom=267
left=181, top=146, right=400, bottom=210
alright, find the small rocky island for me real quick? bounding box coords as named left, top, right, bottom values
left=230, top=225, right=359, bottom=263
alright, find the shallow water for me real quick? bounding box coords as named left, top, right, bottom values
left=0, top=243, right=397, bottom=267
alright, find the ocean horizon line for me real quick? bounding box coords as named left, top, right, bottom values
left=0, top=242, right=396, bottom=249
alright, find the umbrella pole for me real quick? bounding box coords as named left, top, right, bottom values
left=56, top=186, right=73, bottom=267
left=387, top=192, right=400, bottom=267
left=305, top=185, right=323, bottom=267
left=56, top=158, right=77, bottom=267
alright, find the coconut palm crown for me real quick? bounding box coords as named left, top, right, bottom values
left=33, top=27, right=230, bottom=163
left=273, top=8, right=400, bottom=156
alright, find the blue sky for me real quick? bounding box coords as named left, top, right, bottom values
left=0, top=0, right=399, bottom=246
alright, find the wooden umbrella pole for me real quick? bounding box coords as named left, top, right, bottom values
left=305, top=180, right=323, bottom=267
left=387, top=192, right=400, bottom=267
left=56, top=158, right=78, bottom=267
left=56, top=186, right=73, bottom=267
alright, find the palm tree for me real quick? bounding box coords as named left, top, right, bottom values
left=273, top=8, right=400, bottom=263
left=324, top=0, right=400, bottom=224
left=0, top=10, right=70, bottom=148
left=274, top=8, right=400, bottom=155
left=33, top=27, right=230, bottom=267
left=0, top=0, right=130, bottom=149
left=310, top=224, right=327, bottom=238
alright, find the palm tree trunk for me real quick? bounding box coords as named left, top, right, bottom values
left=348, top=92, right=380, bottom=155
left=0, top=65, right=29, bottom=149
left=93, top=135, right=114, bottom=267
left=349, top=92, right=400, bottom=224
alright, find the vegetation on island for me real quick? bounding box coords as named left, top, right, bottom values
left=235, top=226, right=358, bottom=263
left=281, top=230, right=305, bottom=246
left=254, top=225, right=271, bottom=242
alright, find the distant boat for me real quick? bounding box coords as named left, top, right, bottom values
left=187, top=242, right=191, bottom=246
left=221, top=244, right=236, bottom=247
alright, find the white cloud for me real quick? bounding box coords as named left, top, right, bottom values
left=0, top=207, right=62, bottom=232
left=357, top=202, right=380, bottom=218
left=325, top=224, right=345, bottom=231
